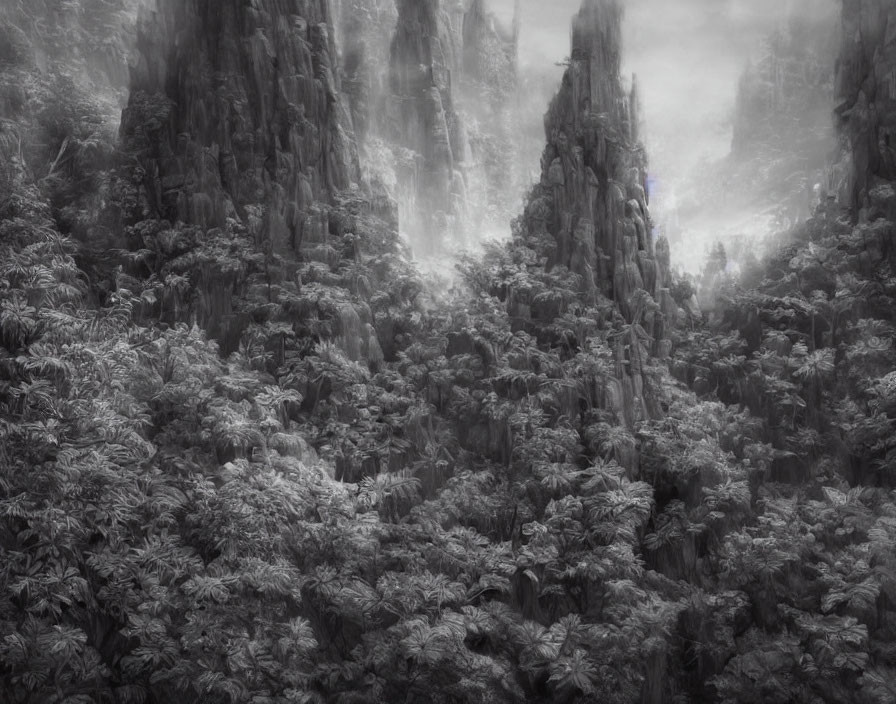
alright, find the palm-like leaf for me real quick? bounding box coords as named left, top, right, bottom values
left=548, top=649, right=598, bottom=695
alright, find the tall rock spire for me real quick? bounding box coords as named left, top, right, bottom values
left=521, top=0, right=673, bottom=426
left=531, top=0, right=665, bottom=310
left=122, top=0, right=360, bottom=253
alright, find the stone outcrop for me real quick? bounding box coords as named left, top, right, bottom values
left=122, top=0, right=360, bottom=254
left=520, top=0, right=672, bottom=427
left=836, top=0, right=896, bottom=219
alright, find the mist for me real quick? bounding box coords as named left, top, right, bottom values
left=492, top=0, right=840, bottom=273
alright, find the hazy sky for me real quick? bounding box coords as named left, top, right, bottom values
left=489, top=0, right=839, bottom=269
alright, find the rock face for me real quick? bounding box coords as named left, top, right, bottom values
left=836, top=0, right=896, bottom=218
left=122, top=0, right=360, bottom=254
left=520, top=0, right=672, bottom=427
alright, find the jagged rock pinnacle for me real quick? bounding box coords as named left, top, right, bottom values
left=520, top=0, right=673, bottom=426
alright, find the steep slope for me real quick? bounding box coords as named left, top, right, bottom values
left=529, top=0, right=660, bottom=299
left=459, top=0, right=524, bottom=239
left=335, top=0, right=398, bottom=145
left=462, top=0, right=519, bottom=86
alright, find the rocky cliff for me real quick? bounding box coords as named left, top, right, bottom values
left=836, top=0, right=896, bottom=220
left=519, top=0, right=672, bottom=427
left=122, top=0, right=360, bottom=254
left=118, top=0, right=412, bottom=360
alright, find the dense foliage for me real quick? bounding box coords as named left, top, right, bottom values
left=669, top=191, right=896, bottom=702
left=1, top=2, right=895, bottom=703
